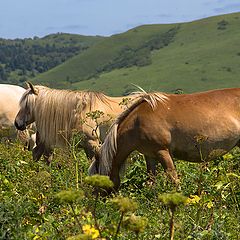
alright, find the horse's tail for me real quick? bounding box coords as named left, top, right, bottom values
left=94, top=92, right=168, bottom=176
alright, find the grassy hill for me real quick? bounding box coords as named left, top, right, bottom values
left=33, top=12, right=240, bottom=95
left=33, top=24, right=175, bottom=88
left=0, top=33, right=104, bottom=85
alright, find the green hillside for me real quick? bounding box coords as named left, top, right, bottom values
left=33, top=12, right=240, bottom=95
left=0, top=33, right=104, bottom=85
left=33, top=24, right=175, bottom=87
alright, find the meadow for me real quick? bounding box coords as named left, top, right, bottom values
left=0, top=137, right=239, bottom=239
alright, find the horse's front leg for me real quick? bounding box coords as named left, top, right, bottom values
left=145, top=156, right=158, bottom=185
left=43, top=148, right=54, bottom=165
left=32, top=142, right=53, bottom=165
left=32, top=142, right=44, bottom=161
left=32, top=131, right=43, bottom=161
left=110, top=165, right=121, bottom=191
left=156, top=149, right=180, bottom=186
left=84, top=139, right=101, bottom=162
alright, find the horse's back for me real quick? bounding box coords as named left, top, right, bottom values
left=0, top=84, right=25, bottom=126
left=137, top=88, right=240, bottom=128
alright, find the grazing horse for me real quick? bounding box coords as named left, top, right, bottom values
left=0, top=84, right=35, bottom=148
left=89, top=88, right=240, bottom=190
left=14, top=83, right=140, bottom=163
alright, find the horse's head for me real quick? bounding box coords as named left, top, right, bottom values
left=15, top=82, right=38, bottom=131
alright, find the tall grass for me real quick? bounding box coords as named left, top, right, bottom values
left=0, top=139, right=239, bottom=239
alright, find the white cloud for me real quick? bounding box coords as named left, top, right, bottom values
left=214, top=3, right=240, bottom=13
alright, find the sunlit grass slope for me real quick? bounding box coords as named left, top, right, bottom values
left=34, top=12, right=240, bottom=95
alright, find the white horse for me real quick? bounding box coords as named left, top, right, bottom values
left=14, top=83, right=141, bottom=164
left=0, top=84, right=35, bottom=149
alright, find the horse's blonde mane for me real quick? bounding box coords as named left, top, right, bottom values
left=21, top=86, right=111, bottom=148
left=98, top=92, right=169, bottom=175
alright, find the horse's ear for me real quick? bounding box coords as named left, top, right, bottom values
left=26, top=82, right=38, bottom=95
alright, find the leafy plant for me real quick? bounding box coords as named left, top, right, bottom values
left=0, top=138, right=239, bottom=239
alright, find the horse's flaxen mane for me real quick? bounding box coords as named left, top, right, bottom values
left=115, top=92, right=168, bottom=128
left=98, top=92, right=169, bottom=175
left=21, top=85, right=112, bottom=148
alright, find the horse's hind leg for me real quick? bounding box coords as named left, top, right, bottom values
left=156, top=149, right=180, bottom=186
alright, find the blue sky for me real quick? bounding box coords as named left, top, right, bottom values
left=1, top=0, right=240, bottom=39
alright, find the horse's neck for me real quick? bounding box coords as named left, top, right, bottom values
left=95, top=96, right=123, bottom=117
left=101, top=95, right=140, bottom=120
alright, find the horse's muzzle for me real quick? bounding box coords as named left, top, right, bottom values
left=14, top=120, right=26, bottom=131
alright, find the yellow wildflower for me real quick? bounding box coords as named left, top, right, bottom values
left=186, top=195, right=201, bottom=205
left=82, top=224, right=91, bottom=232
left=207, top=201, right=213, bottom=209
left=222, top=153, right=234, bottom=160
left=82, top=224, right=100, bottom=239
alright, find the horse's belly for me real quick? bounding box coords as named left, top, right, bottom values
left=171, top=134, right=239, bottom=162
left=169, top=115, right=240, bottom=162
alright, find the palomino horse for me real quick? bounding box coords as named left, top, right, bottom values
left=14, top=83, right=140, bottom=164
left=89, top=88, right=240, bottom=190
left=0, top=84, right=35, bottom=149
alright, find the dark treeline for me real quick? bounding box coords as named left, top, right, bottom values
left=0, top=33, right=102, bottom=85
